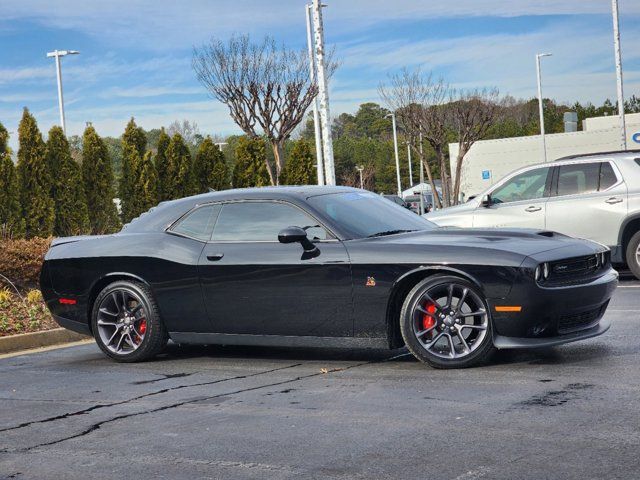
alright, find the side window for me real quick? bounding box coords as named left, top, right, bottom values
left=491, top=167, right=550, bottom=204
left=599, top=162, right=617, bottom=191
left=556, top=162, right=599, bottom=196
left=212, top=202, right=329, bottom=242
left=170, top=205, right=221, bottom=241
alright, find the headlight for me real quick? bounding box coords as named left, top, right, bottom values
left=600, top=252, right=606, bottom=266
left=542, top=262, right=549, bottom=279
left=535, top=263, right=550, bottom=282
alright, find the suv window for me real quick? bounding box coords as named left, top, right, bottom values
left=599, top=162, right=617, bottom=190
left=171, top=204, right=221, bottom=241
left=556, top=162, right=599, bottom=196
left=212, top=202, right=328, bottom=242
left=491, top=167, right=550, bottom=204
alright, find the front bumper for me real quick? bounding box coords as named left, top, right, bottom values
left=489, top=267, right=618, bottom=348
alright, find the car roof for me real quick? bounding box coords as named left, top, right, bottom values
left=554, top=149, right=640, bottom=162
left=122, top=186, right=360, bottom=234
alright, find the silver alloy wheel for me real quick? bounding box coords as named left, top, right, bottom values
left=96, top=288, right=147, bottom=355
left=636, top=243, right=640, bottom=267
left=411, top=282, right=489, bottom=359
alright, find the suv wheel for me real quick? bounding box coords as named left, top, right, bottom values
left=626, top=231, right=640, bottom=280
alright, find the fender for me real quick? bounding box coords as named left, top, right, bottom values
left=616, top=213, right=640, bottom=261
left=391, top=265, right=485, bottom=294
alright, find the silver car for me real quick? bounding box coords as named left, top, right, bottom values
left=426, top=150, right=640, bottom=279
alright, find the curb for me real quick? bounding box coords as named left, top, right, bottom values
left=0, top=328, right=90, bottom=354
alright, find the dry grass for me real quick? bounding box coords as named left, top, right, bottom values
left=0, top=289, right=58, bottom=337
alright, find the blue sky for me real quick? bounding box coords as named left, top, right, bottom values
left=1, top=0, right=639, bottom=151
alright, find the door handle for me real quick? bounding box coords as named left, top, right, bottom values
left=605, top=197, right=623, bottom=204
left=206, top=253, right=224, bottom=261
left=525, top=206, right=542, bottom=212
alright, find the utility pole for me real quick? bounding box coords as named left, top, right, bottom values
left=355, top=165, right=364, bottom=189
left=46, top=49, right=79, bottom=135
left=612, top=0, right=627, bottom=150
left=386, top=112, right=401, bottom=196
left=311, top=0, right=335, bottom=185
left=305, top=4, right=325, bottom=185
left=536, top=53, right=552, bottom=162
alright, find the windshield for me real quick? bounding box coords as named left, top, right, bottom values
left=308, top=191, right=436, bottom=239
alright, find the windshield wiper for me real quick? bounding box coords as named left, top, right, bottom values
left=367, top=229, right=416, bottom=238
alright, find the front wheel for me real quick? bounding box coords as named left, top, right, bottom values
left=91, top=280, right=168, bottom=362
left=625, top=231, right=640, bottom=280
left=400, top=275, right=495, bottom=369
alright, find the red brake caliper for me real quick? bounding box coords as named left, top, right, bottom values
left=135, top=319, right=147, bottom=343
left=422, top=302, right=437, bottom=331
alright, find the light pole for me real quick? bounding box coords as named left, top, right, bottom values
left=536, top=52, right=552, bottom=162
left=305, top=4, right=325, bottom=185
left=611, top=0, right=627, bottom=150
left=406, top=141, right=413, bottom=187
left=386, top=112, right=402, bottom=196
left=418, top=132, right=425, bottom=215
left=355, top=165, right=364, bottom=189
left=46, top=49, right=79, bottom=135
left=215, top=142, right=228, bottom=149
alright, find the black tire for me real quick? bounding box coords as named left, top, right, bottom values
left=91, top=280, right=168, bottom=362
left=625, top=231, right=640, bottom=280
left=399, top=275, right=495, bottom=369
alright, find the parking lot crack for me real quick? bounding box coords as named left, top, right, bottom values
left=0, top=363, right=301, bottom=435
left=1, top=357, right=384, bottom=453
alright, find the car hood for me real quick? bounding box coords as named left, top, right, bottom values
left=424, top=202, right=475, bottom=219
left=369, top=227, right=602, bottom=259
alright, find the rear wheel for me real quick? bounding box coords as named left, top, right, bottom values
left=625, top=231, right=640, bottom=280
left=91, top=280, right=168, bottom=362
left=400, top=275, right=495, bottom=369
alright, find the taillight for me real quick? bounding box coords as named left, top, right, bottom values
left=59, top=298, right=77, bottom=305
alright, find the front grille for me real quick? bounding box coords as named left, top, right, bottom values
left=544, top=253, right=609, bottom=286
left=558, top=303, right=606, bottom=334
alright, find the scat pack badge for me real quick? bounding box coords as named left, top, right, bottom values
left=365, top=276, right=376, bottom=287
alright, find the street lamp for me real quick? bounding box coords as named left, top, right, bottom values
left=215, top=142, right=228, bottom=149
left=355, top=165, right=364, bottom=189
left=385, top=112, right=402, bottom=196
left=406, top=141, right=413, bottom=187
left=535, top=52, right=552, bottom=162
left=46, top=50, right=79, bottom=135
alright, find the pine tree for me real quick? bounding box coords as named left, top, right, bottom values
left=119, top=118, right=147, bottom=223
left=16, top=108, right=54, bottom=238
left=155, top=128, right=171, bottom=201
left=281, top=139, right=316, bottom=185
left=46, top=126, right=90, bottom=236
left=131, top=151, right=159, bottom=215
left=193, top=136, right=228, bottom=193
left=81, top=125, right=120, bottom=234
left=0, top=123, right=25, bottom=238
left=232, top=136, right=269, bottom=188
left=165, top=133, right=194, bottom=199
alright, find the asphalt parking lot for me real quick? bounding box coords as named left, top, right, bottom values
left=1, top=274, right=639, bottom=480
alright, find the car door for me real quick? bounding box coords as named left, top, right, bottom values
left=473, top=166, right=552, bottom=229
left=198, top=200, right=353, bottom=337
left=545, top=161, right=627, bottom=247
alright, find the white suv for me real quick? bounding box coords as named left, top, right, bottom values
left=426, top=150, right=640, bottom=279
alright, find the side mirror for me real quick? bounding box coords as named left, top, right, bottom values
left=278, top=226, right=317, bottom=252
left=480, top=194, right=492, bottom=208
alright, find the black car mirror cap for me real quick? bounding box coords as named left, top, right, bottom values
left=278, top=226, right=318, bottom=252
left=480, top=194, right=492, bottom=207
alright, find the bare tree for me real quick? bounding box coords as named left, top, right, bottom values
left=167, top=120, right=202, bottom=147
left=193, top=34, right=337, bottom=185
left=379, top=68, right=450, bottom=208
left=447, top=88, right=501, bottom=203
left=342, top=164, right=375, bottom=191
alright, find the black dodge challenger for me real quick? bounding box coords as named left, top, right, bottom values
left=40, top=187, right=618, bottom=368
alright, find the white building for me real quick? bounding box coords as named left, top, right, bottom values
left=449, top=112, right=640, bottom=199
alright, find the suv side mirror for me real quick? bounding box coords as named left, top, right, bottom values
left=480, top=194, right=492, bottom=208
left=278, top=226, right=317, bottom=252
